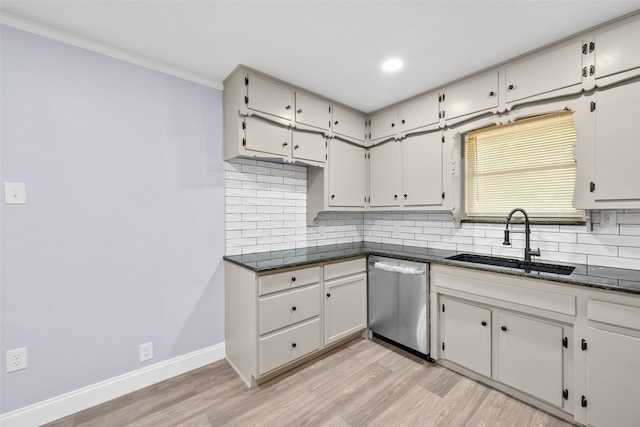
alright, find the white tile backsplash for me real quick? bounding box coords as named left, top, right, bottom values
left=225, top=159, right=640, bottom=270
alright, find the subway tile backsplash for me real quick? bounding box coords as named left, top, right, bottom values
left=226, top=159, right=640, bottom=270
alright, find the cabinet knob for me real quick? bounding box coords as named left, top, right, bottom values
left=291, top=306, right=297, bottom=311
left=291, top=277, right=296, bottom=282
left=391, top=123, right=395, bottom=128
left=489, top=91, right=495, bottom=97
left=501, top=326, right=507, bottom=332
left=326, top=293, right=331, bottom=298
left=404, top=194, right=408, bottom=199
left=401, top=119, right=406, bottom=124
left=294, top=144, right=299, bottom=149
left=297, top=108, right=302, bottom=113
left=285, top=105, right=291, bottom=110
left=481, top=321, right=487, bottom=326
left=331, top=195, right=335, bottom=199
left=282, top=142, right=288, bottom=147
left=507, top=84, right=514, bottom=90
left=334, top=120, right=339, bottom=125
left=291, top=342, right=297, bottom=348
left=394, top=194, right=398, bottom=199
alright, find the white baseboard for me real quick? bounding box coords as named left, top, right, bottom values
left=0, top=342, right=225, bottom=427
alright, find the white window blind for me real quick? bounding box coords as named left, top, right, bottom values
left=465, top=110, right=581, bottom=218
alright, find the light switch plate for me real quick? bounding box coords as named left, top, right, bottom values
left=601, top=210, right=617, bottom=228
left=4, top=182, right=26, bottom=204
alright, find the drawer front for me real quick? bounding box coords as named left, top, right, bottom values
left=259, top=318, right=321, bottom=375
left=259, top=266, right=320, bottom=296
left=324, top=258, right=366, bottom=281
left=259, top=285, right=320, bottom=335
left=588, top=299, right=640, bottom=331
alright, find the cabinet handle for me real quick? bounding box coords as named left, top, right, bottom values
left=334, top=120, right=339, bottom=125
left=282, top=142, right=288, bottom=147
left=507, top=84, right=514, bottom=90
left=294, top=144, right=299, bottom=149
left=285, top=105, right=291, bottom=110
left=291, top=342, right=297, bottom=348
left=481, top=321, right=487, bottom=326
left=501, top=326, right=507, bottom=332
left=291, top=306, right=297, bottom=311
left=297, top=108, right=302, bottom=113
left=489, top=91, right=495, bottom=97
left=291, top=277, right=296, bottom=282
left=326, top=293, right=331, bottom=298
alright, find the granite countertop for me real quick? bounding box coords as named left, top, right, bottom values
left=223, top=242, right=640, bottom=295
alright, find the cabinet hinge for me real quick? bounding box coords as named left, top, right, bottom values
left=581, top=339, right=588, bottom=351
left=442, top=192, right=446, bottom=199
left=441, top=111, right=445, bottom=119
left=245, top=96, right=249, bottom=105
left=590, top=65, right=595, bottom=76
left=563, top=389, right=569, bottom=400
left=242, top=121, right=246, bottom=130
left=442, top=342, right=445, bottom=351
left=328, top=106, right=331, bottom=113
left=589, top=182, right=595, bottom=193
left=368, top=196, right=370, bottom=203
left=325, top=154, right=327, bottom=161
left=368, top=132, right=371, bottom=139
left=582, top=67, right=588, bottom=78
left=590, top=101, right=596, bottom=112
left=563, top=337, right=568, bottom=348
left=581, top=395, right=588, bottom=407
left=589, top=42, right=595, bottom=53
left=441, top=135, right=445, bottom=143
left=244, top=76, right=249, bottom=85
left=242, top=138, right=246, bottom=147
left=442, top=303, right=445, bottom=312
left=582, top=43, right=588, bottom=55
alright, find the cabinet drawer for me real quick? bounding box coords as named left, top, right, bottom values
left=259, top=285, right=320, bottom=335
left=259, top=266, right=320, bottom=296
left=324, top=258, right=366, bottom=281
left=259, top=318, right=321, bottom=375
left=588, top=300, right=640, bottom=331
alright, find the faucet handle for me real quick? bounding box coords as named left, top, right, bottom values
left=530, top=248, right=541, bottom=257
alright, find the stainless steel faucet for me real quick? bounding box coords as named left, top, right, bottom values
left=503, top=208, right=541, bottom=262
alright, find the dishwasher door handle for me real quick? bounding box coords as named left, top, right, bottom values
left=369, top=261, right=425, bottom=275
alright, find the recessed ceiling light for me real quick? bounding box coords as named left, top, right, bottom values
left=382, top=58, right=403, bottom=73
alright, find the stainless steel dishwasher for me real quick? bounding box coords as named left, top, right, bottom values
left=368, top=255, right=431, bottom=360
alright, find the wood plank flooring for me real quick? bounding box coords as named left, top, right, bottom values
left=44, top=338, right=575, bottom=427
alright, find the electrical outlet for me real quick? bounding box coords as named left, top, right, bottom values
left=139, top=342, right=153, bottom=362
left=4, top=182, right=26, bottom=204
left=6, top=347, right=28, bottom=373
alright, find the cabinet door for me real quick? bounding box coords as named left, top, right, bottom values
left=369, top=140, right=401, bottom=207
left=291, top=131, right=326, bottom=164
left=586, top=326, right=640, bottom=427
left=443, top=72, right=499, bottom=121
left=328, top=140, right=366, bottom=207
left=398, top=93, right=440, bottom=133
left=370, top=108, right=397, bottom=142
left=246, top=73, right=293, bottom=121
left=402, top=132, right=443, bottom=207
left=441, top=298, right=492, bottom=377
left=332, top=106, right=366, bottom=143
left=295, top=92, right=330, bottom=130
left=497, top=312, right=563, bottom=407
left=595, top=18, right=640, bottom=79
left=324, top=273, right=366, bottom=346
left=505, top=41, right=583, bottom=103
left=244, top=117, right=291, bottom=157
left=593, top=80, right=640, bottom=202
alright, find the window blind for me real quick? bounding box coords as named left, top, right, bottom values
left=465, top=110, right=581, bottom=218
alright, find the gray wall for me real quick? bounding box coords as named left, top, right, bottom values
left=0, top=25, right=225, bottom=413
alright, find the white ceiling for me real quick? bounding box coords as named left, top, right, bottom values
left=2, top=1, right=640, bottom=112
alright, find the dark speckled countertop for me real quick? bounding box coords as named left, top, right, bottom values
left=223, top=242, right=640, bottom=295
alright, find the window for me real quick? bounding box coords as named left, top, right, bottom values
left=464, top=110, right=581, bottom=219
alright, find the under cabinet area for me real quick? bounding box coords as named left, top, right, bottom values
left=224, top=258, right=367, bottom=388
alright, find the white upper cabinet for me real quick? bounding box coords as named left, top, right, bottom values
left=332, top=106, right=367, bottom=144
left=398, top=93, right=440, bottom=134
left=243, top=117, right=291, bottom=157
left=369, top=108, right=398, bottom=143
left=592, top=80, right=640, bottom=202
left=595, top=18, right=640, bottom=81
left=295, top=92, right=331, bottom=131
left=505, top=41, right=584, bottom=105
left=291, top=131, right=327, bottom=164
left=369, top=140, right=401, bottom=207
left=402, top=132, right=443, bottom=207
left=442, top=71, right=499, bottom=123
left=328, top=139, right=367, bottom=207
left=246, top=73, right=294, bottom=121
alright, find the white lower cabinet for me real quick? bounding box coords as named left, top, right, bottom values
left=323, top=258, right=367, bottom=346
left=497, top=312, right=564, bottom=407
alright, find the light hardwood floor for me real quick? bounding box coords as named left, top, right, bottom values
left=44, top=338, right=574, bottom=427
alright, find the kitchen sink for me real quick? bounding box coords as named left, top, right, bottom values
left=446, top=253, right=575, bottom=275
